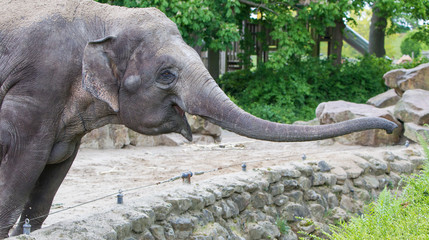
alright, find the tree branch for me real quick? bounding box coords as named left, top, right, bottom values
left=238, top=0, right=278, bottom=15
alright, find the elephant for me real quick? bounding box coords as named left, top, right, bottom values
left=0, top=0, right=397, bottom=237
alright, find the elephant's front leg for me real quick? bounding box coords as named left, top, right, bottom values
left=10, top=143, right=80, bottom=235
left=0, top=148, right=49, bottom=238
left=11, top=141, right=80, bottom=236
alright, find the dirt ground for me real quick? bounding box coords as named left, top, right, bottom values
left=42, top=130, right=417, bottom=227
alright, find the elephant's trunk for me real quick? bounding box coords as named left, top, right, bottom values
left=182, top=74, right=398, bottom=142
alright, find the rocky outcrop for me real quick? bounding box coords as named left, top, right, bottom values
left=384, top=62, right=429, bottom=96
left=14, top=147, right=424, bottom=240
left=316, top=100, right=402, bottom=146
left=81, top=115, right=222, bottom=149
left=366, top=89, right=400, bottom=108
left=394, top=89, right=429, bottom=125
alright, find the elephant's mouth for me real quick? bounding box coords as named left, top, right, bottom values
left=172, top=103, right=192, bottom=141
left=173, top=104, right=185, bottom=117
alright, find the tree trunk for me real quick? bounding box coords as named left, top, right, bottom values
left=369, top=7, right=387, bottom=57
left=328, top=20, right=345, bottom=65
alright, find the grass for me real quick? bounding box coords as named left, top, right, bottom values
left=324, top=133, right=429, bottom=240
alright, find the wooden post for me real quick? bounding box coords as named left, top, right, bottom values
left=208, top=49, right=220, bottom=80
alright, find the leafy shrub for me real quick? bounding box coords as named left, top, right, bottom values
left=219, top=56, right=393, bottom=123
left=401, top=35, right=423, bottom=57
left=326, top=134, right=429, bottom=239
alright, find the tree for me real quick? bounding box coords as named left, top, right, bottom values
left=366, top=0, right=429, bottom=57
left=401, top=35, right=422, bottom=57
left=96, top=0, right=242, bottom=51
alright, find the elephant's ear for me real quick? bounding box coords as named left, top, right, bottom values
left=82, top=36, right=120, bottom=112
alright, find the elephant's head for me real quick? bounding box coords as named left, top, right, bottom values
left=82, top=12, right=397, bottom=142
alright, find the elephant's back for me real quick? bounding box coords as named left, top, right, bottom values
left=1, top=0, right=78, bottom=30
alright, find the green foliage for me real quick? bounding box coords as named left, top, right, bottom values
left=96, top=0, right=241, bottom=51
left=401, top=35, right=423, bottom=57
left=327, top=135, right=429, bottom=239
left=275, top=217, right=290, bottom=235
left=220, top=56, right=392, bottom=123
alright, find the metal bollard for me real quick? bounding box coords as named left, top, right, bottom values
left=405, top=140, right=410, bottom=148
left=181, top=171, right=193, bottom=184
left=117, top=190, right=123, bottom=204
left=23, top=218, right=31, bottom=235
left=241, top=162, right=247, bottom=172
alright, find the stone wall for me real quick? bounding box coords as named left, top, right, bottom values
left=15, top=146, right=425, bottom=240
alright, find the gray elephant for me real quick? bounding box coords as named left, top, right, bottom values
left=0, top=0, right=396, bottom=237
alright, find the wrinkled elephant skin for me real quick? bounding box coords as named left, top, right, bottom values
left=0, top=0, right=397, bottom=237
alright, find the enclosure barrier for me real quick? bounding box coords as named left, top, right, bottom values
left=4, top=142, right=424, bottom=239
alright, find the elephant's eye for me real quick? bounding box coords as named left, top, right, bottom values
left=158, top=69, right=177, bottom=85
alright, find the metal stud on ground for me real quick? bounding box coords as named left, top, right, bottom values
left=23, top=218, right=31, bottom=235
left=117, top=190, right=123, bottom=204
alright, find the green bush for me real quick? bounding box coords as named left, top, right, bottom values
left=219, top=56, right=393, bottom=123
left=326, top=133, right=429, bottom=239
left=401, top=35, right=423, bottom=57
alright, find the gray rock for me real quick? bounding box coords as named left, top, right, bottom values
left=247, top=223, right=264, bottom=240
left=283, top=179, right=299, bottom=190
left=363, top=175, right=380, bottom=189
left=153, top=202, right=173, bottom=221
left=129, top=213, right=153, bottom=234
left=330, top=167, right=347, bottom=184
left=367, top=89, right=401, bottom=108
left=170, top=217, right=193, bottom=232
left=274, top=195, right=289, bottom=207
left=150, top=225, right=166, bottom=240
left=142, top=229, right=156, bottom=240
left=394, top=89, right=429, bottom=125
left=332, top=185, right=343, bottom=194
left=270, top=183, right=285, bottom=196
left=262, top=170, right=282, bottom=183
left=188, top=195, right=205, bottom=211
left=327, top=192, right=339, bottom=208
left=291, top=163, right=313, bottom=176
left=339, top=195, right=358, bottom=213
left=252, top=191, right=269, bottom=209
left=220, top=186, right=236, bottom=198
left=187, top=114, right=222, bottom=141
left=324, top=173, right=337, bottom=186
left=318, top=160, right=332, bottom=172
left=354, top=189, right=371, bottom=203
left=383, top=63, right=429, bottom=95
left=298, top=177, right=312, bottom=190
left=222, top=200, right=240, bottom=219
left=331, top=207, right=349, bottom=222
left=285, top=190, right=304, bottom=203
left=368, top=158, right=388, bottom=175
left=316, top=100, right=402, bottom=146
left=309, top=204, right=325, bottom=221
left=281, top=169, right=302, bottom=178
left=283, top=203, right=310, bottom=222
left=312, top=173, right=327, bottom=186
left=404, top=122, right=429, bottom=143
left=244, top=182, right=259, bottom=193
left=231, top=192, right=251, bottom=212
left=390, top=161, right=413, bottom=174
left=346, top=166, right=364, bottom=179
left=305, top=190, right=320, bottom=201
left=165, top=197, right=192, bottom=214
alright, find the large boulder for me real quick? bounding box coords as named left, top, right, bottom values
left=366, top=89, right=400, bottom=108
left=384, top=63, right=429, bottom=96
left=81, top=124, right=130, bottom=149
left=81, top=115, right=222, bottom=149
left=186, top=114, right=222, bottom=142
left=394, top=89, right=429, bottom=125
left=316, top=100, right=402, bottom=146
left=404, top=123, right=429, bottom=143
